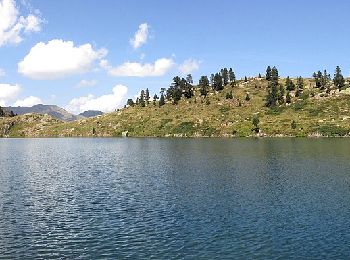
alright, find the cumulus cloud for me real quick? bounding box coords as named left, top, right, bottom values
left=13, top=95, right=42, bottom=106
left=76, top=79, right=97, bottom=88
left=101, top=57, right=174, bottom=77
left=179, top=59, right=201, bottom=74
left=0, top=83, right=21, bottom=106
left=0, top=0, right=42, bottom=47
left=130, top=23, right=149, bottom=49
left=66, top=84, right=128, bottom=114
left=18, top=39, right=107, bottom=80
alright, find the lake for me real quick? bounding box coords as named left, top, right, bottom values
left=0, top=138, right=350, bottom=259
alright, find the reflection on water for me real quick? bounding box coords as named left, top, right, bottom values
left=0, top=138, right=350, bottom=259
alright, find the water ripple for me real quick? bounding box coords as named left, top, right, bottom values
left=0, top=138, right=350, bottom=259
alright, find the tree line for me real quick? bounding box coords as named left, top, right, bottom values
left=127, top=67, right=236, bottom=107
left=126, top=65, right=348, bottom=109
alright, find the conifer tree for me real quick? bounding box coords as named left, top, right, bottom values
left=271, top=66, right=279, bottom=83
left=229, top=68, right=236, bottom=87
left=285, top=76, right=295, bottom=91
left=221, top=68, right=229, bottom=85
left=213, top=73, right=223, bottom=91
left=210, top=74, right=214, bottom=87
left=295, top=76, right=304, bottom=97
left=265, top=66, right=279, bottom=107
left=127, top=99, right=135, bottom=107
left=199, top=75, right=209, bottom=97
left=139, top=90, right=145, bottom=107
left=145, top=88, right=150, bottom=104
left=186, top=74, right=193, bottom=84
left=320, top=70, right=331, bottom=90
left=333, top=66, right=345, bottom=90
left=266, top=66, right=272, bottom=80
left=278, top=85, right=285, bottom=104
left=153, top=94, right=158, bottom=105
left=159, top=93, right=165, bottom=107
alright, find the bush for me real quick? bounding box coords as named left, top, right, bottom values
left=318, top=124, right=349, bottom=136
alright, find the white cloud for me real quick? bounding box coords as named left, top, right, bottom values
left=13, top=95, right=41, bottom=106
left=179, top=59, right=201, bottom=74
left=76, top=79, right=97, bottom=88
left=0, top=68, right=5, bottom=76
left=0, top=0, right=42, bottom=47
left=0, top=83, right=21, bottom=106
left=102, top=57, right=174, bottom=77
left=18, top=39, right=107, bottom=80
left=66, top=84, right=128, bottom=114
left=130, top=23, right=149, bottom=49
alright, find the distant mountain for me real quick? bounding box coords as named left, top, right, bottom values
left=5, top=104, right=82, bottom=122
left=79, top=110, right=103, bottom=118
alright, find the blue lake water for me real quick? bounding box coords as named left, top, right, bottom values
left=0, top=138, right=350, bottom=259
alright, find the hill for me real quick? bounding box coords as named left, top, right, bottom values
left=3, top=105, right=103, bottom=121
left=1, top=76, right=350, bottom=138
left=79, top=110, right=104, bottom=118
left=5, top=104, right=82, bottom=121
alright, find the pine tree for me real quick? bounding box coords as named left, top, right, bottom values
left=278, top=85, right=285, bottom=104
left=266, top=66, right=272, bottom=80
left=145, top=88, right=150, bottom=104
left=180, top=78, right=193, bottom=98
left=295, top=76, right=304, bottom=97
left=213, top=73, right=223, bottom=91
left=199, top=75, right=209, bottom=97
left=221, top=68, right=229, bottom=85
left=271, top=66, right=279, bottom=83
left=285, top=76, right=295, bottom=91
left=265, top=84, right=278, bottom=107
left=229, top=68, right=236, bottom=87
left=126, top=99, right=135, bottom=107
left=159, top=93, right=165, bottom=107
left=265, top=66, right=279, bottom=107
left=153, top=94, right=158, bottom=105
left=320, top=70, right=330, bottom=90
left=186, top=74, right=193, bottom=84
left=245, top=93, right=250, bottom=101
left=0, top=106, right=4, bottom=117
left=166, top=76, right=184, bottom=104
left=313, top=71, right=322, bottom=88
left=333, top=66, right=345, bottom=90
left=210, top=74, right=214, bottom=87
left=139, top=90, right=145, bottom=107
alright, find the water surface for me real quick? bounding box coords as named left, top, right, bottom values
left=0, top=138, right=350, bottom=259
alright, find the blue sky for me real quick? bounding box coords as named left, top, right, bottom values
left=0, top=0, right=350, bottom=113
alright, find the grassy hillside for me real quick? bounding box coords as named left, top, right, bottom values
left=1, top=77, right=350, bottom=138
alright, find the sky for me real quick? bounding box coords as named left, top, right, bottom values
left=0, top=0, right=350, bottom=114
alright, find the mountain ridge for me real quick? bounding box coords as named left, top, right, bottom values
left=4, top=104, right=103, bottom=121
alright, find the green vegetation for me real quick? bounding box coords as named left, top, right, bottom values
left=1, top=66, right=350, bottom=138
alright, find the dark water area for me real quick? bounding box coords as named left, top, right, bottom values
left=0, top=138, right=350, bottom=259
